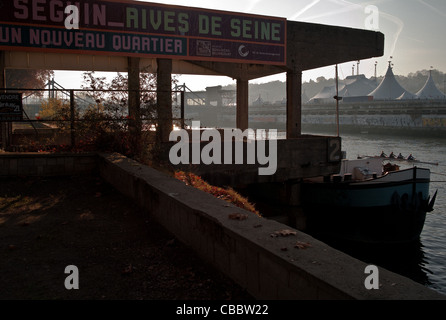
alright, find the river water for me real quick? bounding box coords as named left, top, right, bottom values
left=303, top=129, right=446, bottom=296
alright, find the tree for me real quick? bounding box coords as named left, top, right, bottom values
left=5, top=69, right=54, bottom=91
left=81, top=69, right=176, bottom=122
left=78, top=69, right=178, bottom=159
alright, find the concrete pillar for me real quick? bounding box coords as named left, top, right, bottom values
left=128, top=57, right=141, bottom=136
left=286, top=68, right=302, bottom=139
left=156, top=58, right=173, bottom=143
left=236, top=79, right=249, bottom=131
left=0, top=51, right=9, bottom=150
left=0, top=51, right=4, bottom=89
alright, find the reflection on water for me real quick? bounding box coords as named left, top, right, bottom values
left=313, top=235, right=433, bottom=289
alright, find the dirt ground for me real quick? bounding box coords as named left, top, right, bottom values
left=0, top=175, right=253, bottom=300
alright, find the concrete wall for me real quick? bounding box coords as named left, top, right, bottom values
left=98, top=152, right=445, bottom=300
left=160, top=135, right=342, bottom=188
left=12, top=128, right=72, bottom=146
left=0, top=153, right=97, bottom=177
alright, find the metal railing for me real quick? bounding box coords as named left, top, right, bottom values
left=0, top=86, right=186, bottom=150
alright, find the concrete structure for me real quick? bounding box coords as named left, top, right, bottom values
left=1, top=17, right=384, bottom=181
left=164, top=135, right=342, bottom=187
left=1, top=151, right=444, bottom=299
left=1, top=20, right=384, bottom=139
left=95, top=153, right=444, bottom=300
left=0, top=0, right=385, bottom=181
left=0, top=152, right=97, bottom=176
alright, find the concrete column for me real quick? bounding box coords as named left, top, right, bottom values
left=0, top=51, right=4, bottom=89
left=286, top=68, right=302, bottom=139
left=0, top=51, right=9, bottom=150
left=236, top=79, right=249, bottom=131
left=128, top=57, right=141, bottom=136
left=156, top=58, right=173, bottom=143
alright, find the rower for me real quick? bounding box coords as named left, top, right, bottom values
left=397, top=153, right=404, bottom=159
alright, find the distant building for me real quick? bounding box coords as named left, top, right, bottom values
left=184, top=85, right=236, bottom=107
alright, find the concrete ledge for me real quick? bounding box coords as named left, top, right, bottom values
left=0, top=152, right=97, bottom=177
left=98, top=152, right=445, bottom=300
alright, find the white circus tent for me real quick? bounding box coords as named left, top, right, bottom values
left=339, top=74, right=377, bottom=97
left=308, top=74, right=377, bottom=103
left=397, top=91, right=417, bottom=100
left=368, top=63, right=413, bottom=100
left=307, top=85, right=337, bottom=104
left=415, top=70, right=446, bottom=99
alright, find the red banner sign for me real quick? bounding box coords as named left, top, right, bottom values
left=0, top=0, right=286, bottom=65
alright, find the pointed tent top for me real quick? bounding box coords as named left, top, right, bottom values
left=252, top=95, right=265, bottom=106
left=415, top=70, right=446, bottom=99
left=368, top=64, right=412, bottom=100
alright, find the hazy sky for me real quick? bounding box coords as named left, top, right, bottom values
left=54, top=0, right=446, bottom=90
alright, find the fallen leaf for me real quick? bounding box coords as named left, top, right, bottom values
left=122, top=264, right=133, bottom=275
left=294, top=241, right=312, bottom=249
left=228, top=213, right=248, bottom=221
left=270, top=229, right=297, bottom=237
left=79, top=212, right=94, bottom=221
